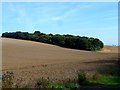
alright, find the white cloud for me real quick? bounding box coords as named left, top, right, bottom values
left=51, top=16, right=62, bottom=21
left=51, top=7, right=77, bottom=21
left=51, top=4, right=94, bottom=22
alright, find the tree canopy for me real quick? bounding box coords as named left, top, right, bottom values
left=2, top=31, right=104, bottom=51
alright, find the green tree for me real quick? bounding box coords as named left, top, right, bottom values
left=2, top=31, right=104, bottom=51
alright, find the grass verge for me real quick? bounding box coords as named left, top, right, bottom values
left=88, top=75, right=120, bottom=86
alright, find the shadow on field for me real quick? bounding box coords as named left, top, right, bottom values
left=84, top=59, right=118, bottom=64
left=76, top=57, right=120, bottom=90
left=84, top=57, right=120, bottom=73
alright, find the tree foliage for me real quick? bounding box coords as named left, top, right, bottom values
left=2, top=31, right=104, bottom=51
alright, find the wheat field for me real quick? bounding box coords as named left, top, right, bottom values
left=2, top=38, right=118, bottom=86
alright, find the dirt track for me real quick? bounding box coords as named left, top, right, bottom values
left=2, top=38, right=119, bottom=86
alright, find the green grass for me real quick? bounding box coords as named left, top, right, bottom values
left=88, top=75, right=120, bottom=86
left=35, top=78, right=80, bottom=89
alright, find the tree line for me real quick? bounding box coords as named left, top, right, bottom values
left=2, top=31, right=104, bottom=51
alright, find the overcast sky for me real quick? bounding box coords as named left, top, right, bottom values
left=2, top=2, right=118, bottom=45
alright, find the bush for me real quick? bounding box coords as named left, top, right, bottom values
left=63, top=79, right=80, bottom=88
left=77, top=71, right=87, bottom=85
left=92, top=73, right=101, bottom=80
left=35, top=77, right=50, bottom=88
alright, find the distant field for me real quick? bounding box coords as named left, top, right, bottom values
left=2, top=38, right=119, bottom=86
left=99, top=45, right=118, bottom=53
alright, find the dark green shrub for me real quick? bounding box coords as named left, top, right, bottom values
left=77, top=71, right=87, bottom=85
left=35, top=77, right=50, bottom=88
left=64, top=79, right=80, bottom=88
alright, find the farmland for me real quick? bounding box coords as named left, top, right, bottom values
left=2, top=38, right=119, bottom=87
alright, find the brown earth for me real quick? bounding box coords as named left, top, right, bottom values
left=99, top=45, right=118, bottom=53
left=2, top=38, right=119, bottom=87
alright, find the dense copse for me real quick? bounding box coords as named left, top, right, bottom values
left=2, top=31, right=104, bottom=51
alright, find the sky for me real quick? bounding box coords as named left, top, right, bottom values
left=2, top=2, right=118, bottom=45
